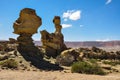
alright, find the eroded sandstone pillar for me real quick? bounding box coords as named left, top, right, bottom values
left=40, top=16, right=67, bottom=58
left=13, top=8, right=42, bottom=59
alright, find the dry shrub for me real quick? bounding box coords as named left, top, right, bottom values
left=0, top=59, right=18, bottom=69
left=71, top=61, right=106, bottom=75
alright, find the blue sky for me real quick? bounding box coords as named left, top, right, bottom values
left=0, top=0, right=120, bottom=41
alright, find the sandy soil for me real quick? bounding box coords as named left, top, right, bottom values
left=0, top=70, right=120, bottom=80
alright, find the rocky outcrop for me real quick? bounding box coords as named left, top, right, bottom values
left=13, top=8, right=42, bottom=60
left=56, top=47, right=120, bottom=66
left=40, top=16, right=67, bottom=58
left=9, top=38, right=17, bottom=44
left=56, top=48, right=80, bottom=66
left=12, top=9, right=63, bottom=70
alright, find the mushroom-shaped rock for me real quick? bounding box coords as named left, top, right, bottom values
left=13, top=8, right=43, bottom=62
left=13, top=8, right=42, bottom=35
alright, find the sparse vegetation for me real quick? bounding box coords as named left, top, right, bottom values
left=0, top=59, right=18, bottom=69
left=71, top=61, right=106, bottom=75
left=0, top=55, right=9, bottom=61
left=103, top=60, right=120, bottom=66
left=0, top=40, right=120, bottom=75
left=89, top=59, right=97, bottom=64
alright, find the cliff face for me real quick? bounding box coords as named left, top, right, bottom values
left=65, top=41, right=120, bottom=48
left=34, top=41, right=120, bottom=48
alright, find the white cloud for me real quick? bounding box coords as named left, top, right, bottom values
left=96, top=38, right=111, bottom=42
left=106, top=0, right=112, bottom=5
left=63, top=10, right=81, bottom=21
left=80, top=25, right=84, bottom=27
left=69, top=11, right=81, bottom=20
left=64, top=18, right=68, bottom=21
left=63, top=10, right=73, bottom=18
left=61, top=24, right=72, bottom=28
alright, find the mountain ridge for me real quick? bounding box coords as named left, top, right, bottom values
left=34, top=40, right=120, bottom=48
left=1, top=40, right=120, bottom=48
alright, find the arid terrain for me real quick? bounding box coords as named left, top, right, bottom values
left=0, top=40, right=120, bottom=80
left=35, top=41, right=120, bottom=51
left=0, top=70, right=120, bottom=80
left=1, top=0, right=120, bottom=80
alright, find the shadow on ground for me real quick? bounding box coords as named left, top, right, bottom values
left=18, top=51, right=63, bottom=71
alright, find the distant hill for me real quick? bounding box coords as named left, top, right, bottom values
left=65, top=41, right=120, bottom=48
left=34, top=41, right=120, bottom=48
left=1, top=40, right=120, bottom=51
left=1, top=40, right=120, bottom=48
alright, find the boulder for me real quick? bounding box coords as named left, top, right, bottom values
left=9, top=38, right=17, bottom=44
left=56, top=48, right=80, bottom=66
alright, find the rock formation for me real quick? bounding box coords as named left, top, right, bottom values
left=40, top=16, right=67, bottom=58
left=13, top=8, right=42, bottom=60
left=56, top=48, right=80, bottom=66
left=13, top=8, right=42, bottom=34
left=9, top=38, right=17, bottom=44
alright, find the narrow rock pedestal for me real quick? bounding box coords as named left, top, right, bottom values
left=17, top=33, right=42, bottom=58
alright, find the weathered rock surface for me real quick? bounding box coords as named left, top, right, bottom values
left=56, top=47, right=120, bottom=66
left=17, top=33, right=41, bottom=55
left=12, top=8, right=63, bottom=70
left=13, top=8, right=42, bottom=34
left=9, top=38, right=17, bottom=44
left=13, top=8, right=43, bottom=61
left=56, top=48, right=79, bottom=66
left=41, top=16, right=67, bottom=58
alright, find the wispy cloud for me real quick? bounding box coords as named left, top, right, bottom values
left=80, top=25, right=84, bottom=28
left=63, top=10, right=82, bottom=21
left=62, top=24, right=72, bottom=28
left=106, top=0, right=112, bottom=5
left=64, top=18, right=68, bottom=21
left=96, top=38, right=111, bottom=42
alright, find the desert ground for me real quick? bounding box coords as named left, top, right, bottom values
left=0, top=41, right=120, bottom=80
left=0, top=70, right=120, bottom=80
